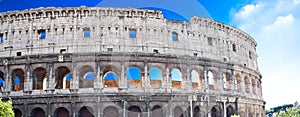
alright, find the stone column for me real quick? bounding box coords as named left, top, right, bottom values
left=165, top=65, right=170, bottom=88
left=185, top=66, right=191, bottom=89
left=4, top=62, right=11, bottom=92
left=144, top=62, right=150, bottom=88
left=223, top=101, right=226, bottom=117
left=71, top=62, right=78, bottom=89
left=203, top=66, right=208, bottom=90
left=120, top=63, right=127, bottom=89
left=24, top=63, right=31, bottom=91
left=95, top=62, right=102, bottom=89
left=48, top=63, right=55, bottom=90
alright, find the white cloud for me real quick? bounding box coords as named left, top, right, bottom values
left=231, top=0, right=300, bottom=109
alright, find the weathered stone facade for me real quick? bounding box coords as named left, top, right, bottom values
left=0, top=6, right=265, bottom=117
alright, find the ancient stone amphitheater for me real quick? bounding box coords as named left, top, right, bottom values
left=0, top=6, right=265, bottom=117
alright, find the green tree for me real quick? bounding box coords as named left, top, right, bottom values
left=277, top=108, right=300, bottom=117
left=0, top=98, right=14, bottom=117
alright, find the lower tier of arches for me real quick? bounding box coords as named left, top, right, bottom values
left=9, top=94, right=266, bottom=117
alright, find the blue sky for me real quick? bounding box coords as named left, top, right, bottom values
left=1, top=0, right=300, bottom=109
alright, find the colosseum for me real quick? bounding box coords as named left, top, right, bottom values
left=0, top=6, right=265, bottom=117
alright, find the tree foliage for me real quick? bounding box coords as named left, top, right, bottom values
left=0, top=98, right=14, bottom=117
left=277, top=108, right=300, bottom=117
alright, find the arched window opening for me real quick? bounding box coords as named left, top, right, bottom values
left=126, top=67, right=141, bottom=88
left=0, top=71, right=4, bottom=91
left=226, top=106, right=235, bottom=117
left=244, top=76, right=250, bottom=93
left=79, top=106, right=94, bottom=117
left=55, top=107, right=69, bottom=117
left=0, top=71, right=4, bottom=92
left=191, top=70, right=200, bottom=89
left=33, top=67, right=47, bottom=90
left=235, top=74, right=241, bottom=92
left=12, top=69, right=25, bottom=91
left=103, top=72, right=118, bottom=88
left=149, top=67, right=163, bottom=88
left=193, top=106, right=200, bottom=117
left=152, top=105, right=163, bottom=117
left=55, top=67, right=70, bottom=89
left=171, top=68, right=182, bottom=89
left=127, top=106, right=141, bottom=117
left=14, top=109, right=23, bottom=117
left=232, top=44, right=237, bottom=52
left=104, top=106, right=119, bottom=117
left=207, top=70, right=214, bottom=89
left=252, top=79, right=256, bottom=95
left=174, top=106, right=183, bottom=117
left=79, top=65, right=94, bottom=88
left=63, top=74, right=71, bottom=89
left=31, top=108, right=45, bottom=117
left=211, top=105, right=221, bottom=117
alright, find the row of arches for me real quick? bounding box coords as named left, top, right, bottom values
left=0, top=65, right=261, bottom=96
left=13, top=105, right=235, bottom=117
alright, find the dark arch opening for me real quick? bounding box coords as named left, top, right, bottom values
left=193, top=106, right=200, bottom=117
left=79, top=106, right=94, bottom=117
left=14, top=109, right=22, bottom=117
left=12, top=69, right=25, bottom=91
left=103, top=106, right=119, bottom=117
left=128, top=106, right=141, bottom=117
left=0, top=71, right=4, bottom=92
left=226, top=106, right=235, bottom=117
left=55, top=66, right=70, bottom=89
left=31, top=107, right=45, bottom=117
left=174, top=106, right=184, bottom=117
left=33, top=67, right=47, bottom=90
left=211, top=105, right=221, bottom=117
left=55, top=107, right=69, bottom=117
left=152, top=105, right=163, bottom=117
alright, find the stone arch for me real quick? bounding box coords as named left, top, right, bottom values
left=55, top=66, right=70, bottom=89
left=193, top=106, right=200, bottom=117
left=211, top=105, right=221, bottom=117
left=127, top=106, right=142, bottom=117
left=235, top=74, right=242, bottom=92
left=79, top=106, right=94, bottom=117
left=79, top=65, right=94, bottom=88
left=222, top=72, right=231, bottom=90
left=171, top=68, right=182, bottom=88
left=54, top=107, right=69, bottom=117
left=244, top=76, right=250, bottom=93
left=151, top=105, right=163, bottom=117
left=31, top=107, right=46, bottom=117
left=149, top=67, right=163, bottom=88
left=13, top=108, right=23, bottom=117
left=32, top=67, right=47, bottom=90
left=11, top=69, right=25, bottom=91
left=102, top=65, right=120, bottom=88
left=226, top=105, right=235, bottom=117
left=191, top=70, right=200, bottom=89
left=126, top=66, right=142, bottom=88
left=103, top=106, right=119, bottom=117
left=103, top=71, right=119, bottom=88
left=174, top=106, right=184, bottom=117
